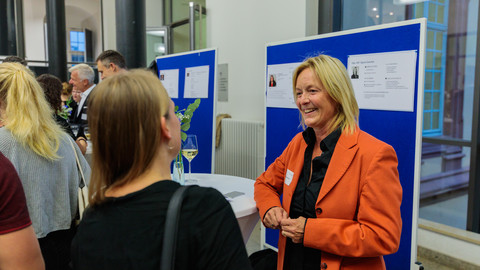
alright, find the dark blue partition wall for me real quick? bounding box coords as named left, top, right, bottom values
left=156, top=49, right=217, bottom=173
left=264, top=20, right=425, bottom=269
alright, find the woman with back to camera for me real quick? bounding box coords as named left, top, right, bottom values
left=0, top=62, right=91, bottom=270
left=254, top=55, right=402, bottom=270
left=61, top=81, right=73, bottom=107
left=71, top=69, right=252, bottom=270
left=37, top=74, right=76, bottom=139
left=37, top=74, right=87, bottom=155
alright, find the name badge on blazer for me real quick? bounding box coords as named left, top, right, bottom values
left=81, top=113, right=87, bottom=121
left=285, top=169, right=294, bottom=186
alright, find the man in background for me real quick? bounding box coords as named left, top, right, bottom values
left=96, top=50, right=127, bottom=80
left=69, top=64, right=96, bottom=148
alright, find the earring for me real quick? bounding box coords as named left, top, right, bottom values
left=167, top=144, right=174, bottom=150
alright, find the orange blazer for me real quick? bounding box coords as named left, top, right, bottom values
left=255, top=128, right=402, bottom=270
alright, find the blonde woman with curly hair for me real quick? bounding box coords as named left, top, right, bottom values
left=0, top=62, right=91, bottom=270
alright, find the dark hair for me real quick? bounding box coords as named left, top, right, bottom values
left=36, top=74, right=63, bottom=112
left=2, top=56, right=28, bottom=66
left=147, top=59, right=158, bottom=76
left=96, top=50, right=126, bottom=69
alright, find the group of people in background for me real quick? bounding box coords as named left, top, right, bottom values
left=0, top=50, right=252, bottom=270
left=0, top=61, right=90, bottom=270
left=0, top=50, right=127, bottom=270
left=0, top=52, right=402, bottom=270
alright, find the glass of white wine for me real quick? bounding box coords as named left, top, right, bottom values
left=83, top=126, right=92, bottom=153
left=84, top=126, right=91, bottom=141
left=182, top=134, right=198, bottom=184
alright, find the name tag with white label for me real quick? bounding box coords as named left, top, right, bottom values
left=81, top=113, right=88, bottom=121
left=285, top=169, right=294, bottom=186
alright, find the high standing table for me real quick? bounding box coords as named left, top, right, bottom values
left=188, top=173, right=259, bottom=244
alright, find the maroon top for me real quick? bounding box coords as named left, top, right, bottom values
left=0, top=152, right=32, bottom=234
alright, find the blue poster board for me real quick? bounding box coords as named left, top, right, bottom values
left=263, top=19, right=425, bottom=270
left=156, top=48, right=217, bottom=173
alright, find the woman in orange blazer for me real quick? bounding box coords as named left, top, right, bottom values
left=254, top=55, right=402, bottom=270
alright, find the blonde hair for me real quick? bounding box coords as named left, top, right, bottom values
left=87, top=69, right=170, bottom=206
left=0, top=63, right=64, bottom=160
left=62, top=81, right=73, bottom=95
left=292, top=54, right=359, bottom=135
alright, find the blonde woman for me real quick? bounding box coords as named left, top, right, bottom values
left=255, top=55, right=402, bottom=270
left=71, top=70, right=251, bottom=270
left=0, top=63, right=91, bottom=270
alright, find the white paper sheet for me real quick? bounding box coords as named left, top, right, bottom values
left=184, top=65, right=209, bottom=98
left=159, top=69, right=179, bottom=98
left=348, top=50, right=417, bottom=112
left=266, top=62, right=302, bottom=109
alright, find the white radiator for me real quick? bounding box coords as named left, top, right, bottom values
left=215, top=119, right=264, bottom=180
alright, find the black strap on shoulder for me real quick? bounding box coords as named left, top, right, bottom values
left=160, top=185, right=193, bottom=270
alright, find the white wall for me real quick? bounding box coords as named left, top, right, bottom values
left=146, top=0, right=164, bottom=28
left=23, top=0, right=102, bottom=62
left=102, top=0, right=116, bottom=50
left=305, top=0, right=319, bottom=36
left=23, top=0, right=46, bottom=61
left=206, top=0, right=316, bottom=122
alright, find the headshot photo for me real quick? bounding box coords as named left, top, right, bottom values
left=269, top=74, right=277, bottom=87
left=351, top=66, right=359, bottom=79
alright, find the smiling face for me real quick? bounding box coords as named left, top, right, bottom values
left=295, top=68, right=337, bottom=133
left=69, top=71, right=87, bottom=92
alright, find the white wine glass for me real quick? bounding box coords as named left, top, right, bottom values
left=83, top=126, right=91, bottom=141
left=83, top=126, right=92, bottom=153
left=182, top=134, right=198, bottom=184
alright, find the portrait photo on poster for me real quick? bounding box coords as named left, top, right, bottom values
left=351, top=66, right=360, bottom=79
left=268, top=74, right=277, bottom=87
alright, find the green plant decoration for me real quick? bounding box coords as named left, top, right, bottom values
left=172, top=98, right=201, bottom=183
left=175, top=98, right=201, bottom=141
